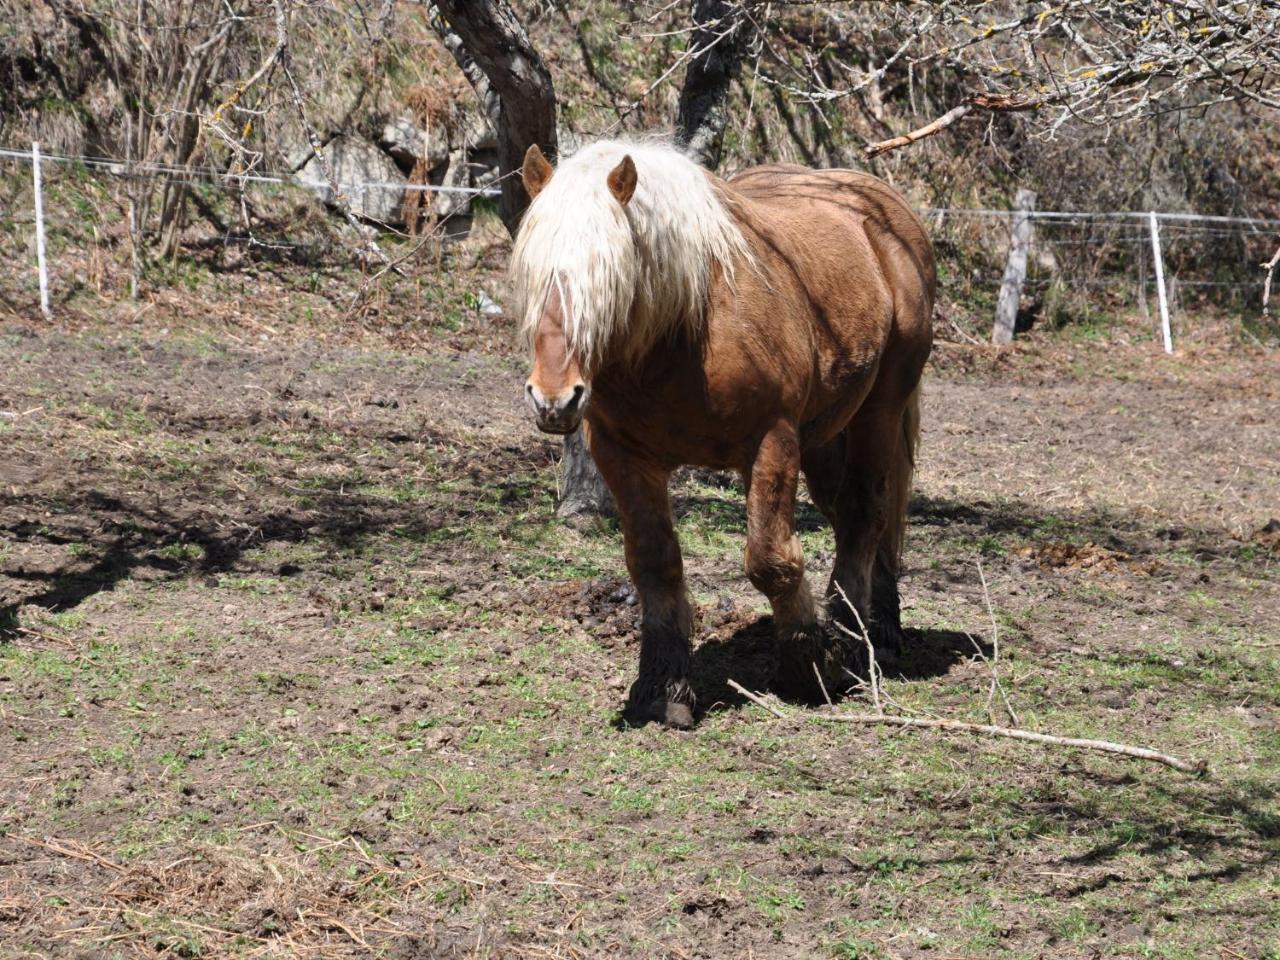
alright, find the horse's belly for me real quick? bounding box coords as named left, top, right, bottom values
left=795, top=340, right=886, bottom=445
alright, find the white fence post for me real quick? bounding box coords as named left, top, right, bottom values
left=32, top=141, right=51, bottom=319
left=992, top=189, right=1036, bottom=346
left=1148, top=210, right=1172, bottom=354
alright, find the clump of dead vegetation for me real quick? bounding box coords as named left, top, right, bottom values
left=3, top=829, right=468, bottom=956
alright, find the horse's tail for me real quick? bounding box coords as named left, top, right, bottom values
left=881, top=383, right=920, bottom=575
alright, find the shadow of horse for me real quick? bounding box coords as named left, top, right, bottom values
left=689, top=613, right=987, bottom=715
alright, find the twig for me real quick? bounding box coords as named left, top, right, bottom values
left=831, top=581, right=882, bottom=715
left=727, top=678, right=1205, bottom=774
left=7, top=834, right=126, bottom=873
left=813, top=663, right=833, bottom=707
left=305, top=910, right=371, bottom=950
left=865, top=94, right=1043, bottom=159
left=976, top=560, right=1019, bottom=726
left=818, top=712, right=1207, bottom=774
left=865, top=102, right=973, bottom=159
left=726, top=679, right=786, bottom=718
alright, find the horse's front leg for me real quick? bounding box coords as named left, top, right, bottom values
left=589, top=430, right=695, bottom=728
left=745, top=421, right=847, bottom=702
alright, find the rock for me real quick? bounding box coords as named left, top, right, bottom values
left=380, top=116, right=449, bottom=170
left=295, top=136, right=406, bottom=225
left=473, top=165, right=499, bottom=194
left=475, top=293, right=503, bottom=317
left=458, top=110, right=497, bottom=151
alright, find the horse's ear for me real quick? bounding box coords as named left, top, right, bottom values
left=607, top=155, right=637, bottom=207
left=522, top=144, right=554, bottom=199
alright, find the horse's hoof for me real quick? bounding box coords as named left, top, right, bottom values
left=625, top=677, right=696, bottom=728
left=625, top=697, right=696, bottom=729
left=658, top=701, right=695, bottom=729
left=624, top=701, right=696, bottom=727
left=775, top=623, right=850, bottom=704
left=774, top=656, right=848, bottom=705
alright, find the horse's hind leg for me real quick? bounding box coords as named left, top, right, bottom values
left=828, top=395, right=914, bottom=659
left=589, top=430, right=695, bottom=728
left=745, top=422, right=845, bottom=702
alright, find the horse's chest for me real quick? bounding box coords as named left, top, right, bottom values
left=589, top=376, right=761, bottom=469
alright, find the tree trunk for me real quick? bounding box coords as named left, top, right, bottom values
left=557, top=428, right=614, bottom=520
left=432, top=0, right=612, bottom=519
left=675, top=0, right=748, bottom=169
left=431, top=0, right=558, bottom=235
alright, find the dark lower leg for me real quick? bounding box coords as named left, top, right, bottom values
left=870, top=545, right=902, bottom=638
left=813, top=385, right=917, bottom=677
left=628, top=584, right=695, bottom=727
left=589, top=432, right=695, bottom=727
left=828, top=422, right=901, bottom=661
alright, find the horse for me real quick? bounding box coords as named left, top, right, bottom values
left=510, top=139, right=934, bottom=728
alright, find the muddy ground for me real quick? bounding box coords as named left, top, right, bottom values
left=1, top=306, right=1277, bottom=958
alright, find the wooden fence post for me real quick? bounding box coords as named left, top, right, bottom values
left=1148, top=211, right=1173, bottom=354
left=32, top=141, right=51, bottom=319
left=992, top=189, right=1035, bottom=345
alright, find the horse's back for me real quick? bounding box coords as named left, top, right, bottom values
left=724, top=165, right=934, bottom=400
left=728, top=164, right=934, bottom=319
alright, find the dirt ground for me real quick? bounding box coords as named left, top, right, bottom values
left=1, top=299, right=1278, bottom=958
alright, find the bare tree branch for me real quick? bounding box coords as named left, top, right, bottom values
left=272, top=0, right=392, bottom=268
left=725, top=680, right=1207, bottom=775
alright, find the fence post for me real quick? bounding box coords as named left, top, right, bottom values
left=992, top=189, right=1036, bottom=346
left=1148, top=210, right=1172, bottom=354
left=1137, top=230, right=1149, bottom=323
left=32, top=141, right=51, bottom=319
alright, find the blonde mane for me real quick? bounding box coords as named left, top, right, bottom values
left=510, top=139, right=750, bottom=371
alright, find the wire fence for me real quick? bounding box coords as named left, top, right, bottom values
left=0, top=145, right=501, bottom=197
left=3, top=142, right=1278, bottom=345
left=922, top=202, right=1279, bottom=347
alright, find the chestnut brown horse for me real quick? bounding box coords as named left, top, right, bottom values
left=511, top=139, right=934, bottom=727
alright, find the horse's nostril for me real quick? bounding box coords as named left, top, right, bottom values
left=565, top=384, right=586, bottom=411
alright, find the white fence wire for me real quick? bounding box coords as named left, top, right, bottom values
left=0, top=145, right=501, bottom=197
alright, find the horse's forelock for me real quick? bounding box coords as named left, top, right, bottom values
left=510, top=139, right=749, bottom=371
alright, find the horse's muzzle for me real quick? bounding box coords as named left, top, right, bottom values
left=526, top=381, right=588, bottom=434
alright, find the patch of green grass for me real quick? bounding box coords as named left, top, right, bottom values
left=1055, top=905, right=1098, bottom=942
left=156, top=542, right=206, bottom=562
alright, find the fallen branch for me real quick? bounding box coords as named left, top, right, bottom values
left=729, top=679, right=787, bottom=718
left=725, top=679, right=1206, bottom=775
left=822, top=711, right=1206, bottom=775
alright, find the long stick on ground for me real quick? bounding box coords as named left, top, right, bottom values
left=725, top=680, right=1206, bottom=775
